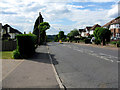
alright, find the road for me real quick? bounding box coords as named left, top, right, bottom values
left=48, top=42, right=119, bottom=88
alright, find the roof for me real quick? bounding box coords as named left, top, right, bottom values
left=90, top=24, right=101, bottom=30
left=102, top=16, right=120, bottom=27
left=85, top=27, right=92, bottom=31
left=111, top=18, right=120, bottom=24
left=79, top=29, right=85, bottom=32
left=2, top=24, right=22, bottom=34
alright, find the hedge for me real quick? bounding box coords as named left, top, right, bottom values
left=13, top=34, right=37, bottom=59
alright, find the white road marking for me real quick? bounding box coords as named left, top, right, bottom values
left=61, top=44, right=118, bottom=63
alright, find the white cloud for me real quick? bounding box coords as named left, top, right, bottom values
left=107, top=4, right=119, bottom=18
left=0, top=0, right=119, bottom=35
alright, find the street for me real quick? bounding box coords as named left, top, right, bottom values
left=48, top=42, right=118, bottom=88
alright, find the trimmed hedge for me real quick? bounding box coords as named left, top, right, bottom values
left=13, top=34, right=37, bottom=59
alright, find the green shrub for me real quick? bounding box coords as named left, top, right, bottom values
left=110, top=41, right=117, bottom=45
left=16, top=34, right=37, bottom=58
left=117, top=41, right=120, bottom=47
left=85, top=38, right=91, bottom=44
left=94, top=39, right=101, bottom=45
left=117, top=41, right=120, bottom=44
left=80, top=37, right=86, bottom=40
left=12, top=50, right=21, bottom=59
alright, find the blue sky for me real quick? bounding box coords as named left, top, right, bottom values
left=0, top=0, right=119, bottom=35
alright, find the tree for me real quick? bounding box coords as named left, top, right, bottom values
left=67, top=29, right=79, bottom=41
left=54, top=35, right=59, bottom=42
left=58, top=31, right=66, bottom=41
left=33, top=22, right=50, bottom=45
left=93, top=27, right=111, bottom=45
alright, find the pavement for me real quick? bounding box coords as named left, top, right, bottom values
left=48, top=42, right=118, bottom=89
left=2, top=45, right=60, bottom=90
left=65, top=42, right=118, bottom=50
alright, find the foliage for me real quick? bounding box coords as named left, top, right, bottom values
left=88, top=34, right=94, bottom=39
left=110, top=41, right=117, bottom=45
left=54, top=35, right=59, bottom=42
left=67, top=29, right=79, bottom=41
left=12, top=50, right=21, bottom=59
left=84, top=38, right=91, bottom=44
left=58, top=31, right=65, bottom=40
left=33, top=22, right=50, bottom=45
left=13, top=34, right=37, bottom=59
left=80, top=37, right=86, bottom=40
left=0, top=51, right=13, bottom=59
left=94, top=39, right=101, bottom=45
left=93, top=27, right=111, bottom=45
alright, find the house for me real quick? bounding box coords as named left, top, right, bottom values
left=109, top=18, right=120, bottom=38
left=79, top=29, right=85, bottom=37
left=102, top=16, right=120, bottom=38
left=89, top=24, right=101, bottom=35
left=0, top=23, right=22, bottom=40
left=84, top=26, right=92, bottom=37
left=81, top=29, right=86, bottom=37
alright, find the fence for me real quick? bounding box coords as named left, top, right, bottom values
left=1, top=41, right=17, bottom=51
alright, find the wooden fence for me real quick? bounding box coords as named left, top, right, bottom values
left=1, top=41, right=17, bottom=51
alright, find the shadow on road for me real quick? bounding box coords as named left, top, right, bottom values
left=26, top=52, right=59, bottom=65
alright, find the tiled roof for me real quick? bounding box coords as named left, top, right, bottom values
left=85, top=27, right=92, bottom=31
left=90, top=24, right=101, bottom=30
left=102, top=16, right=120, bottom=27
left=111, top=18, right=120, bottom=24
left=3, top=24, right=22, bottom=34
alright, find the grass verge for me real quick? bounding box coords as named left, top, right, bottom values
left=0, top=51, right=13, bottom=59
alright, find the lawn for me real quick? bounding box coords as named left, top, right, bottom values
left=0, top=51, right=13, bottom=59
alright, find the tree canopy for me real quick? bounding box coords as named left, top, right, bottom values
left=33, top=22, right=50, bottom=45
left=93, top=27, right=111, bottom=45
left=58, top=31, right=65, bottom=40
left=67, top=29, right=79, bottom=41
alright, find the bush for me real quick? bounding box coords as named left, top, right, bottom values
left=85, top=38, right=91, bottom=44
left=80, top=37, right=86, bottom=40
left=12, top=50, right=21, bottom=59
left=94, top=39, right=101, bottom=45
left=110, top=41, right=117, bottom=45
left=15, top=34, right=37, bottom=58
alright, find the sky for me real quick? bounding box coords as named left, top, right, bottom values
left=0, top=0, right=120, bottom=35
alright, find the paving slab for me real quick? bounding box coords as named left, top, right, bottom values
left=2, top=46, right=59, bottom=89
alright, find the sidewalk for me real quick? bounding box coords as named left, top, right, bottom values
left=2, top=45, right=60, bottom=89
left=64, top=42, right=118, bottom=50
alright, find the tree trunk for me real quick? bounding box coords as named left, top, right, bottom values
left=102, top=38, right=106, bottom=46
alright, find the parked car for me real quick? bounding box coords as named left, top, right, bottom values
left=111, top=37, right=120, bottom=40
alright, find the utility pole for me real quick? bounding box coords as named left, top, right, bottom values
left=38, top=12, right=41, bottom=45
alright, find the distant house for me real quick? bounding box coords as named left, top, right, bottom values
left=102, top=16, right=120, bottom=38
left=90, top=24, right=101, bottom=35
left=0, top=23, right=22, bottom=40
left=81, top=29, right=86, bottom=37
left=79, top=29, right=85, bottom=37
left=85, top=27, right=92, bottom=36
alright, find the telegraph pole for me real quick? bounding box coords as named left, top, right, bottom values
left=38, top=12, right=41, bottom=45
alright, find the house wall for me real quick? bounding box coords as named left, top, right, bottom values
left=9, top=33, right=16, bottom=39
left=111, top=28, right=120, bottom=37
left=90, top=30, right=94, bottom=35
left=81, top=32, right=86, bottom=37
left=109, top=24, right=120, bottom=29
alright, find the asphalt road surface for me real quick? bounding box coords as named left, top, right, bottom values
left=48, top=42, right=119, bottom=88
